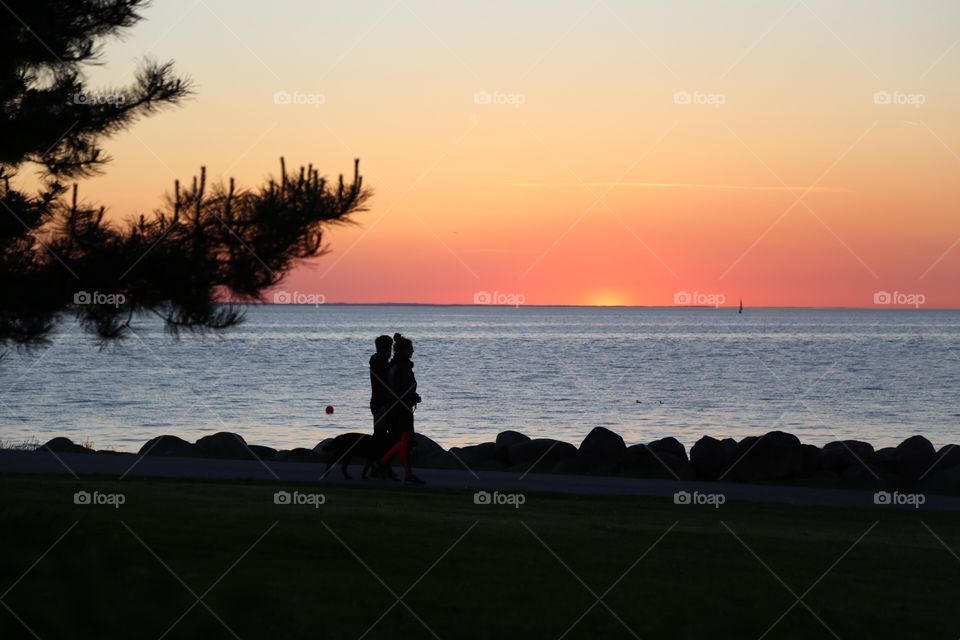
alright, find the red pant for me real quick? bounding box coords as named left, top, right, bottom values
left=381, top=431, right=412, bottom=474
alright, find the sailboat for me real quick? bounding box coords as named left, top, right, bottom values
left=738, top=299, right=743, bottom=314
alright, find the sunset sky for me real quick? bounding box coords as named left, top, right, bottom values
left=68, top=0, right=960, bottom=307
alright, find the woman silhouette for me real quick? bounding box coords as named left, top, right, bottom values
left=380, top=333, right=424, bottom=484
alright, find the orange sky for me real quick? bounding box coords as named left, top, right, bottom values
left=42, top=0, right=960, bottom=307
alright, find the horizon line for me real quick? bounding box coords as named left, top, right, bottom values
left=245, top=302, right=960, bottom=310
left=511, top=182, right=854, bottom=193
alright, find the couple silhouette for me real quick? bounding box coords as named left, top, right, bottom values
left=369, top=333, right=424, bottom=484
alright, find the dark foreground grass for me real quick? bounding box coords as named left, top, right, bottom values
left=1, top=476, right=958, bottom=639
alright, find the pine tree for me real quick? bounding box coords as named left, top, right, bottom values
left=0, top=0, right=370, bottom=346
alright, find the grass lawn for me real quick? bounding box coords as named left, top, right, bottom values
left=1, top=475, right=958, bottom=639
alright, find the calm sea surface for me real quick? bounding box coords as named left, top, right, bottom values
left=1, top=305, right=958, bottom=452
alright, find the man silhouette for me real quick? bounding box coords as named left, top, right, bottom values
left=369, top=334, right=397, bottom=479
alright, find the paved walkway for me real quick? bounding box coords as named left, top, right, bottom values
left=2, top=450, right=958, bottom=512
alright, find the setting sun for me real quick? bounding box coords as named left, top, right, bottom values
left=585, top=291, right=632, bottom=307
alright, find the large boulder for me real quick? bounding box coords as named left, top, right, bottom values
left=416, top=450, right=461, bottom=469
left=842, top=464, right=884, bottom=490
left=449, top=443, right=503, bottom=469
left=620, top=444, right=692, bottom=480
left=894, top=435, right=936, bottom=481
left=578, top=427, right=626, bottom=473
left=274, top=447, right=319, bottom=463
left=248, top=445, right=278, bottom=461
left=411, top=433, right=456, bottom=468
left=800, top=444, right=820, bottom=477
left=411, top=433, right=445, bottom=458
left=494, top=431, right=530, bottom=464
left=138, top=435, right=195, bottom=457
left=873, top=447, right=898, bottom=474
left=729, top=431, right=804, bottom=483
left=919, top=465, right=960, bottom=496
left=496, top=430, right=530, bottom=449
left=646, top=437, right=687, bottom=462
left=933, top=445, right=960, bottom=471
left=819, top=441, right=874, bottom=473
left=690, top=436, right=738, bottom=480
left=42, top=437, right=93, bottom=455
left=195, top=432, right=255, bottom=460
left=507, top=439, right=577, bottom=473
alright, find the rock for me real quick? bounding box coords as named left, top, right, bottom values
left=42, top=437, right=93, bottom=454
left=730, top=431, right=804, bottom=483
left=195, top=432, right=255, bottom=460
left=842, top=464, right=884, bottom=490
left=507, top=439, right=577, bottom=473
left=552, top=458, right=584, bottom=474
left=495, top=431, right=530, bottom=448
left=578, top=427, right=626, bottom=473
left=894, top=435, right=936, bottom=481
left=494, top=430, right=531, bottom=465
left=919, top=466, right=960, bottom=495
left=411, top=433, right=445, bottom=459
left=274, top=447, right=319, bottom=463
left=248, top=445, right=278, bottom=461
left=933, top=445, right=960, bottom=471
left=646, top=437, right=687, bottom=462
left=800, top=444, right=820, bottom=477
left=820, top=441, right=874, bottom=473
left=874, top=447, right=898, bottom=474
left=417, top=450, right=461, bottom=469
left=690, top=436, right=738, bottom=480
left=138, top=435, right=195, bottom=457
left=449, top=443, right=502, bottom=469
left=408, top=433, right=451, bottom=466
left=621, top=445, right=692, bottom=480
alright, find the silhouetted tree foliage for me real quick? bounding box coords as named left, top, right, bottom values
left=1, top=0, right=371, bottom=347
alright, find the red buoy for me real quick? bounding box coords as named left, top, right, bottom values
left=325, top=405, right=334, bottom=414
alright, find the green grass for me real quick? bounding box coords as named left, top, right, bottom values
left=1, top=476, right=958, bottom=639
